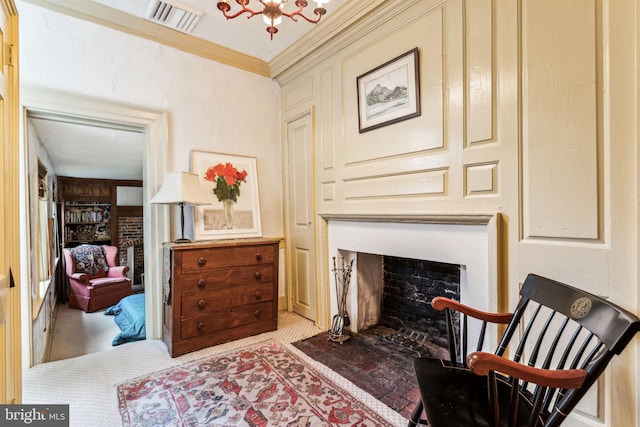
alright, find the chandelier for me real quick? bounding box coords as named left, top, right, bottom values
left=216, top=0, right=330, bottom=40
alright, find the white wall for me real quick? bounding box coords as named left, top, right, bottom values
left=17, top=1, right=283, bottom=241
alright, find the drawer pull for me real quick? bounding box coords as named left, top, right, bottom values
left=256, top=253, right=263, bottom=261
left=197, top=299, right=207, bottom=308
left=197, top=322, right=206, bottom=331
left=254, top=310, right=261, bottom=318
left=255, top=271, right=262, bottom=280
left=198, top=257, right=207, bottom=266
left=254, top=290, right=263, bottom=300
left=197, top=279, right=206, bottom=289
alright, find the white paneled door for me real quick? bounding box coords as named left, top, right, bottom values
left=286, top=113, right=316, bottom=321
left=0, top=0, right=19, bottom=404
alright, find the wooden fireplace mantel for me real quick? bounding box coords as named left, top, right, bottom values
left=320, top=213, right=496, bottom=226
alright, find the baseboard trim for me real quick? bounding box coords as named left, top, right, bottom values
left=278, top=296, right=288, bottom=311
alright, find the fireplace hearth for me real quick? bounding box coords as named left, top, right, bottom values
left=293, top=328, right=422, bottom=419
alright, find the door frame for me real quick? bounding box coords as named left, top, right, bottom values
left=2, top=0, right=20, bottom=403
left=19, top=86, right=169, bottom=367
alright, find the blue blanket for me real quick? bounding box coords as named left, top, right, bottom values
left=104, top=293, right=146, bottom=346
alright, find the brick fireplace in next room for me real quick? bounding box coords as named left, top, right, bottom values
left=326, top=215, right=501, bottom=352
left=118, top=213, right=144, bottom=292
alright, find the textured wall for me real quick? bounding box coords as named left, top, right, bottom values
left=17, top=1, right=283, bottom=240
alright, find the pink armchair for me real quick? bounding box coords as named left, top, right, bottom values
left=63, top=244, right=132, bottom=312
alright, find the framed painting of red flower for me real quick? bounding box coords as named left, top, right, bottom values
left=191, top=150, right=262, bottom=240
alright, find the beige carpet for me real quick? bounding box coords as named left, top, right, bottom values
left=48, top=303, right=122, bottom=361
left=23, top=311, right=407, bottom=427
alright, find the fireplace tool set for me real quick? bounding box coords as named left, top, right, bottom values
left=329, top=256, right=354, bottom=343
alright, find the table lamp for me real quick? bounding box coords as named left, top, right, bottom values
left=150, top=171, right=211, bottom=243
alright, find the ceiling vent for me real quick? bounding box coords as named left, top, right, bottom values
left=144, top=0, right=204, bottom=34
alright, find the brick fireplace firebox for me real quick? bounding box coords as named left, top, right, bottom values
left=381, top=256, right=460, bottom=352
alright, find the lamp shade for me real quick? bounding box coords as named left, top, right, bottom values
left=149, top=171, right=211, bottom=206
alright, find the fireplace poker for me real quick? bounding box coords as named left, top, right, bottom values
left=330, top=257, right=344, bottom=337
left=339, top=259, right=354, bottom=327
left=329, top=256, right=354, bottom=343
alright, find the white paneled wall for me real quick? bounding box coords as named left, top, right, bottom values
left=522, top=0, right=599, bottom=241
left=280, top=1, right=638, bottom=426
left=284, top=0, right=508, bottom=218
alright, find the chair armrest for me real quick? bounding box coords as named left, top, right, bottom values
left=70, top=273, right=89, bottom=284
left=432, top=297, right=513, bottom=324
left=108, top=266, right=129, bottom=278
left=467, top=352, right=587, bottom=389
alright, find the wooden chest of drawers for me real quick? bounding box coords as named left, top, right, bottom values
left=162, top=238, right=279, bottom=357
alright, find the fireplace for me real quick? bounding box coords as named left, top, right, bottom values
left=326, top=215, right=500, bottom=351
left=120, top=237, right=144, bottom=292
left=119, top=213, right=145, bottom=292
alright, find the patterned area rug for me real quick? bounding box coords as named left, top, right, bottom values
left=116, top=341, right=397, bottom=426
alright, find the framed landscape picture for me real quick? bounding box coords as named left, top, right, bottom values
left=357, top=48, right=421, bottom=133
left=191, top=150, right=262, bottom=240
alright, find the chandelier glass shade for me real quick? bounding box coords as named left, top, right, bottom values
left=217, top=0, right=330, bottom=40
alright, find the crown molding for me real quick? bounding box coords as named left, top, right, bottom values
left=22, top=0, right=429, bottom=81
left=269, top=0, right=387, bottom=79
left=21, top=0, right=271, bottom=77
left=269, top=0, right=425, bottom=85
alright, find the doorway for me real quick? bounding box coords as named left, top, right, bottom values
left=20, top=86, right=169, bottom=367
left=285, top=112, right=316, bottom=321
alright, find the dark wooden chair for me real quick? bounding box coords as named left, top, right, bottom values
left=408, top=273, right=640, bottom=427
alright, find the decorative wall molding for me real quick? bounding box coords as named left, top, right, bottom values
left=321, top=213, right=496, bottom=225
left=21, top=0, right=431, bottom=81
left=271, top=0, right=429, bottom=83
left=20, top=0, right=271, bottom=76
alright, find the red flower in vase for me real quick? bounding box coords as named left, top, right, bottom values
left=203, top=162, right=248, bottom=202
